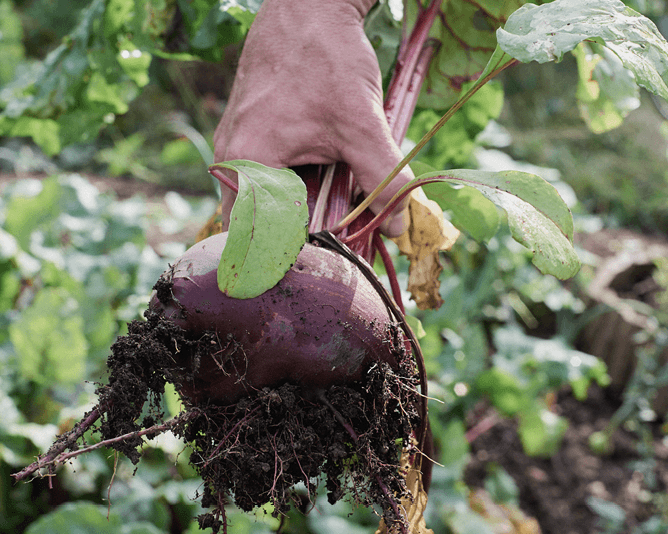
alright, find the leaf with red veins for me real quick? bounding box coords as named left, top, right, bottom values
left=404, top=0, right=545, bottom=110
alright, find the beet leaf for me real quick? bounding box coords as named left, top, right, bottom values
left=213, top=160, right=308, bottom=299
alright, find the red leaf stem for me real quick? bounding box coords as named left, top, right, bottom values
left=373, top=231, right=405, bottom=315
left=390, top=41, right=438, bottom=144
left=340, top=180, right=420, bottom=247
left=384, top=0, right=442, bottom=140
left=209, top=167, right=239, bottom=194
left=308, top=164, right=335, bottom=233
left=323, top=163, right=355, bottom=235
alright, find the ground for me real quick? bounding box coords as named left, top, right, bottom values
left=466, top=385, right=668, bottom=534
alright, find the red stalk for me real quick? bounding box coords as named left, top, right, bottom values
left=373, top=231, right=405, bottom=315
left=341, top=182, right=414, bottom=246
left=323, top=163, right=355, bottom=236
left=384, top=0, right=442, bottom=140
left=391, top=41, right=438, bottom=144
left=308, top=165, right=335, bottom=233
left=209, top=167, right=239, bottom=194
left=316, top=0, right=442, bottom=264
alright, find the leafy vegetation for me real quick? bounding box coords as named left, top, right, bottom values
left=1, top=0, right=668, bottom=533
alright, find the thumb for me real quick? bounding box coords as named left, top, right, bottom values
left=341, top=125, right=413, bottom=238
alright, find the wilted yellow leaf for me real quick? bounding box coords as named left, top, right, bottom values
left=392, top=188, right=460, bottom=310
left=375, top=450, right=433, bottom=534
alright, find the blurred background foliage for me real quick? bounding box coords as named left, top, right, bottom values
left=1, top=0, right=668, bottom=533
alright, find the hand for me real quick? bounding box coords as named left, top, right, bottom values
left=213, top=0, right=412, bottom=237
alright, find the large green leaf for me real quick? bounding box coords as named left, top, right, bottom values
left=214, top=160, right=308, bottom=299
left=414, top=169, right=580, bottom=279
left=422, top=181, right=500, bottom=243
left=404, top=0, right=540, bottom=110
left=497, top=0, right=668, bottom=100
left=0, top=0, right=24, bottom=85
left=25, top=502, right=122, bottom=534
left=573, top=42, right=640, bottom=133
left=9, top=287, right=88, bottom=386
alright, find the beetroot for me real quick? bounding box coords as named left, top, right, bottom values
left=149, top=231, right=401, bottom=405
left=81, top=230, right=424, bottom=532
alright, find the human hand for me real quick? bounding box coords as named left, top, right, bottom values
left=213, top=0, right=412, bottom=237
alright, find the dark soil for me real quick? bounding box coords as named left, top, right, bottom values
left=94, top=308, right=422, bottom=533
left=465, top=386, right=668, bottom=534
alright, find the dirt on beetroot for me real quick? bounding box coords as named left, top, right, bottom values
left=88, top=304, right=422, bottom=533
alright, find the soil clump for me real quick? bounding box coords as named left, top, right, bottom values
left=91, top=308, right=421, bottom=533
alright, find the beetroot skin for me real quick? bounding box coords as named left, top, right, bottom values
left=150, top=232, right=402, bottom=405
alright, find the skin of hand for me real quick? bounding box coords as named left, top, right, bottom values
left=213, top=0, right=412, bottom=237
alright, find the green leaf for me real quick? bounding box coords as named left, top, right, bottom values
left=95, top=132, right=147, bottom=176
left=116, top=41, right=152, bottom=87
left=214, top=160, right=308, bottom=299
left=408, top=81, right=505, bottom=169
left=365, top=1, right=402, bottom=84
left=518, top=402, right=568, bottom=457
left=3, top=178, right=63, bottom=250
left=484, top=464, right=519, bottom=505
left=25, top=502, right=122, bottom=534
left=0, top=0, right=163, bottom=153
left=414, top=169, right=580, bottom=279
left=9, top=287, right=88, bottom=386
left=187, top=2, right=247, bottom=59
left=439, top=419, right=470, bottom=472
left=497, top=0, right=668, bottom=100
left=0, top=261, right=21, bottom=315
left=422, top=182, right=500, bottom=242
left=476, top=368, right=527, bottom=416
left=404, top=0, right=533, bottom=110
left=223, top=0, right=262, bottom=31
left=492, top=326, right=610, bottom=400
left=405, top=314, right=426, bottom=339
left=0, top=116, right=61, bottom=156
left=86, top=72, right=130, bottom=114
left=0, top=0, right=24, bottom=85
left=573, top=42, right=640, bottom=133
left=160, top=138, right=203, bottom=166
left=586, top=497, right=626, bottom=527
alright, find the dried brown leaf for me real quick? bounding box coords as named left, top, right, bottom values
left=392, top=188, right=460, bottom=310
left=376, top=449, right=433, bottom=534
left=196, top=204, right=223, bottom=242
